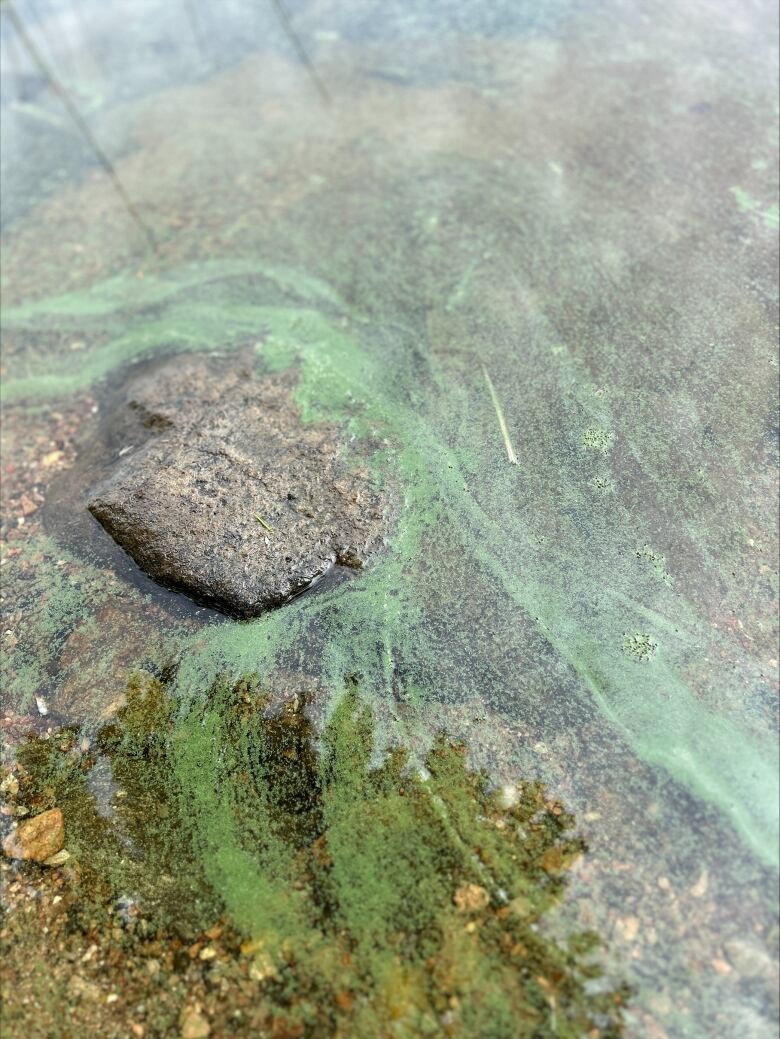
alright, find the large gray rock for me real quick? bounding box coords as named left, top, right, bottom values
left=87, top=354, right=388, bottom=617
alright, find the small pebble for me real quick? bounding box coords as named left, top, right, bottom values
left=690, top=869, right=709, bottom=898
left=2, top=808, right=64, bottom=863
left=615, top=916, right=640, bottom=942
left=453, top=883, right=490, bottom=912
left=179, top=1005, right=210, bottom=1039
left=44, top=849, right=71, bottom=867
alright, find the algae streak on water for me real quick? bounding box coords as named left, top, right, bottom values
left=2, top=258, right=778, bottom=869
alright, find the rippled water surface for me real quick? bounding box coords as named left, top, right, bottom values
left=1, top=1, right=778, bottom=1037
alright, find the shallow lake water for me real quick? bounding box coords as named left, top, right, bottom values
left=1, top=1, right=778, bottom=1037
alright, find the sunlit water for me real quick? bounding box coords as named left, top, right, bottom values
left=1, top=1, right=778, bottom=1037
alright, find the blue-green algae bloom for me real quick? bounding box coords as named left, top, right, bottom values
left=3, top=672, right=627, bottom=1037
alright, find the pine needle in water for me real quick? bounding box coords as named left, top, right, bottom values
left=482, top=364, right=518, bottom=465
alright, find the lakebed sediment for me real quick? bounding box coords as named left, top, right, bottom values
left=1, top=3, right=778, bottom=1037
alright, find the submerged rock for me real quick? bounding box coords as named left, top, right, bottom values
left=2, top=807, right=65, bottom=862
left=87, top=354, right=388, bottom=617
left=179, top=1005, right=211, bottom=1039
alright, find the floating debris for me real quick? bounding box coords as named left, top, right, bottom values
left=581, top=426, right=613, bottom=453
left=253, top=514, right=275, bottom=533
left=482, top=363, right=518, bottom=465
left=622, top=632, right=658, bottom=662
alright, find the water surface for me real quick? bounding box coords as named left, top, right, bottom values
left=1, top=1, right=778, bottom=1037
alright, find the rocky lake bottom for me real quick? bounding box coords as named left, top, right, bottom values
left=1, top=1, right=778, bottom=1037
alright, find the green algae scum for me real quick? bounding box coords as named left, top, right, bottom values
left=1, top=1, right=778, bottom=1038
left=4, top=674, right=628, bottom=1036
